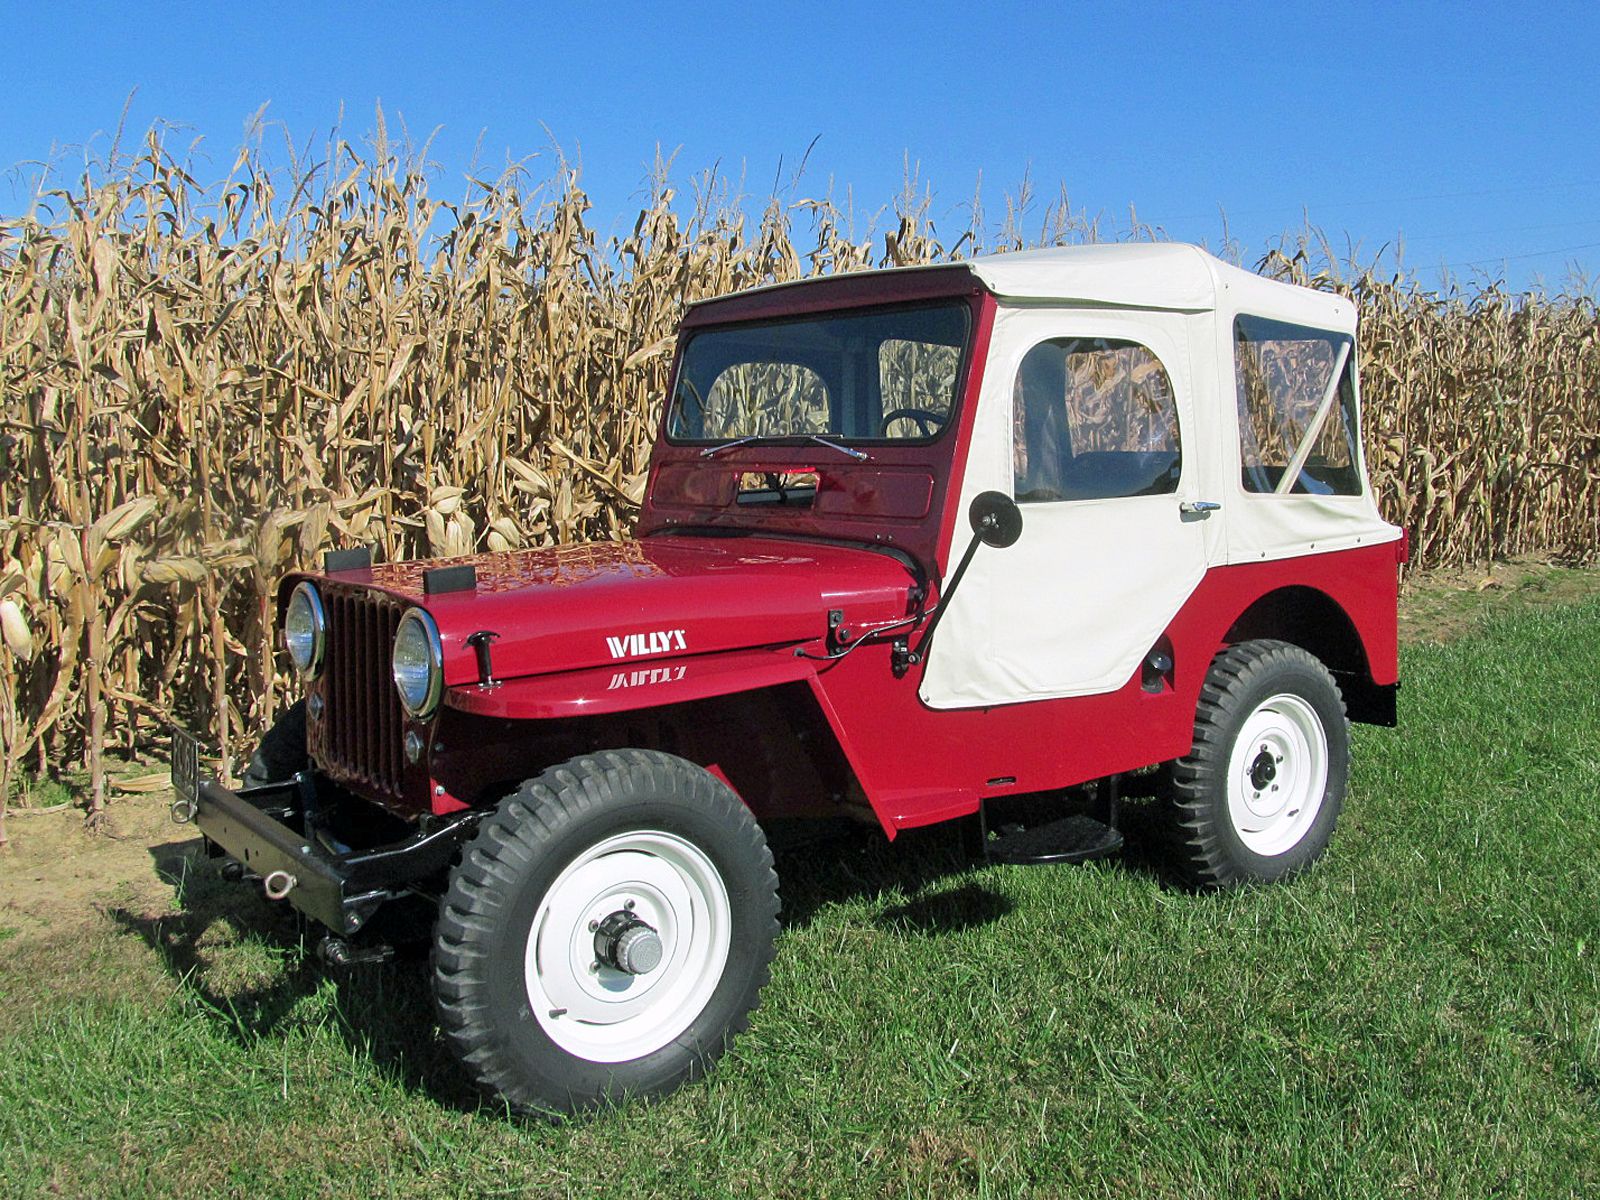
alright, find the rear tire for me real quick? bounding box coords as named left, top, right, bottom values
left=433, top=749, right=780, bottom=1115
left=1163, top=640, right=1348, bottom=888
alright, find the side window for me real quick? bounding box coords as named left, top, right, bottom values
left=703, top=362, right=828, bottom=439
left=1234, top=316, right=1362, bottom=495
left=1012, top=338, right=1181, bottom=503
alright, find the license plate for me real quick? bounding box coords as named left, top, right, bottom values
left=170, top=726, right=202, bottom=809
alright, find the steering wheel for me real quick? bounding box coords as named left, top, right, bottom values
left=879, top=407, right=949, bottom=437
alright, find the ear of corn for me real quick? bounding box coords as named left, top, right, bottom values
left=0, top=123, right=1595, bottom=815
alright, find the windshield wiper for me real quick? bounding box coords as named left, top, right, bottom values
left=699, top=436, right=761, bottom=458
left=800, top=435, right=869, bottom=461
left=698, top=434, right=868, bottom=461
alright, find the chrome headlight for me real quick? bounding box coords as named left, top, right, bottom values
left=392, top=608, right=444, bottom=719
left=283, top=582, right=326, bottom=679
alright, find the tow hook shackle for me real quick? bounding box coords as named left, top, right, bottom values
left=263, top=870, right=298, bottom=901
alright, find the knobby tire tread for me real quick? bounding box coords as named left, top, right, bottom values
left=1165, top=640, right=1347, bottom=889
left=433, top=749, right=779, bottom=1115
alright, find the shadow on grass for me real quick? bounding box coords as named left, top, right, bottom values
left=772, top=781, right=1188, bottom=932
left=106, top=838, right=480, bottom=1114
left=110, top=794, right=1185, bottom=1116
left=875, top=882, right=1015, bottom=935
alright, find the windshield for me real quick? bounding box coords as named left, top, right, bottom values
left=667, top=300, right=971, bottom=444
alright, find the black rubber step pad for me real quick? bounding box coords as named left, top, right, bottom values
left=986, top=813, right=1125, bottom=866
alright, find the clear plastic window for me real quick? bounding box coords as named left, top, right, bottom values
left=1234, top=316, right=1362, bottom=495
left=1012, top=338, right=1182, bottom=503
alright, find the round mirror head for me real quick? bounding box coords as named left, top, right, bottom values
left=968, top=490, right=1024, bottom=549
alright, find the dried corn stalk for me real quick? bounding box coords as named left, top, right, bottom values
left=0, top=122, right=1595, bottom=819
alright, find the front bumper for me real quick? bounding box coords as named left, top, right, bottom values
left=170, top=727, right=480, bottom=935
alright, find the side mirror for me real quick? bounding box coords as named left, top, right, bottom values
left=969, top=491, right=1023, bottom=549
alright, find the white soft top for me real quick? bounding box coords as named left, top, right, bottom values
left=692, top=243, right=1354, bottom=334
left=965, top=244, right=1353, bottom=331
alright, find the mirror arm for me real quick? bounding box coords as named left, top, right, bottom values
left=892, top=490, right=1022, bottom=679
left=899, top=532, right=984, bottom=672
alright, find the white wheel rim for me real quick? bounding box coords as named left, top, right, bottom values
left=1225, top=692, right=1329, bottom=857
left=526, top=830, right=731, bottom=1063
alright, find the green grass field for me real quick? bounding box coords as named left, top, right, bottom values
left=3, top=598, right=1599, bottom=1199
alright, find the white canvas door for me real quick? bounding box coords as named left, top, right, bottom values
left=921, top=307, right=1216, bottom=708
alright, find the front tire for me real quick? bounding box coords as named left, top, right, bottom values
left=433, top=750, right=780, bottom=1115
left=1164, top=640, right=1349, bottom=888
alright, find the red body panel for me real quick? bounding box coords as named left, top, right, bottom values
left=418, top=538, right=1396, bottom=831
left=298, top=537, right=914, bottom=691
left=798, top=541, right=1399, bottom=834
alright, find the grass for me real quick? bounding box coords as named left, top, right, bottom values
left=3, top=598, right=1600, bottom=1197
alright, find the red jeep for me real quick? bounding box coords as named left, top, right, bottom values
left=171, top=243, right=1403, bottom=1114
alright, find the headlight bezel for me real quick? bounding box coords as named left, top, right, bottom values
left=284, top=582, right=327, bottom=680
left=392, top=607, right=444, bottom=720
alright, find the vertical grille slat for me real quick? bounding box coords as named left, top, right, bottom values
left=365, top=598, right=381, bottom=784
left=340, top=594, right=356, bottom=774
left=384, top=601, right=402, bottom=789
left=331, top=594, right=348, bottom=767
left=314, top=586, right=406, bottom=805
left=356, top=597, right=372, bottom=782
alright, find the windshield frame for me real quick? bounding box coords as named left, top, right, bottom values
left=663, top=297, right=977, bottom=450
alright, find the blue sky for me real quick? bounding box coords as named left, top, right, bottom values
left=5, top=0, right=1597, bottom=292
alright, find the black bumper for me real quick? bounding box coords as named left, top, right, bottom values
left=174, top=728, right=481, bottom=935
left=192, top=778, right=356, bottom=931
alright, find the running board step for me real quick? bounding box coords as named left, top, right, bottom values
left=984, top=813, right=1124, bottom=866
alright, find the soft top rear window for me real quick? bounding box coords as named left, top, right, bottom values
left=1234, top=315, right=1363, bottom=496
left=667, top=300, right=970, bottom=445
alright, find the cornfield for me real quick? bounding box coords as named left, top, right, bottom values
left=0, top=122, right=1596, bottom=837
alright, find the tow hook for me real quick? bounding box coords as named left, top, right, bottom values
left=262, top=870, right=298, bottom=901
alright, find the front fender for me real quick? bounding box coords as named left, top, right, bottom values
left=442, top=648, right=818, bottom=720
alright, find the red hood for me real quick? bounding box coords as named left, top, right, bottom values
left=306, top=535, right=916, bottom=688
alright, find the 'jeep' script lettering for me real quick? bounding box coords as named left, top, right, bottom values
left=604, top=629, right=688, bottom=659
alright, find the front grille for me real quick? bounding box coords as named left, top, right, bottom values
left=309, top=586, right=408, bottom=803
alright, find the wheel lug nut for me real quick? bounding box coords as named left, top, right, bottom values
left=623, top=899, right=635, bottom=911
left=588, top=960, right=600, bottom=973
left=588, top=920, right=599, bottom=932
